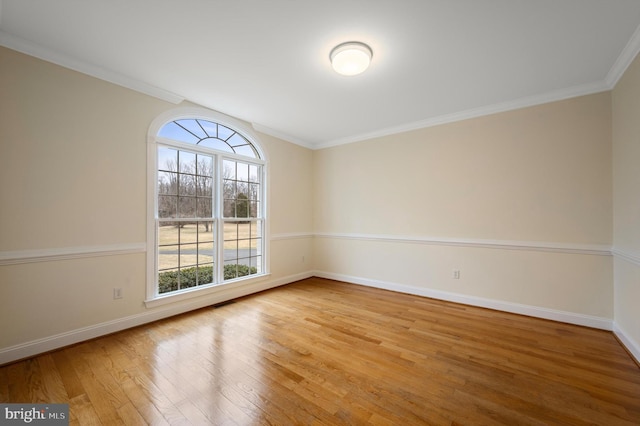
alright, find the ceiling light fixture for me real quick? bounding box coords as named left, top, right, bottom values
left=330, top=41, right=373, bottom=76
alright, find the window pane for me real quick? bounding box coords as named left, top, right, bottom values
left=175, top=119, right=207, bottom=140
left=180, top=243, right=198, bottom=268
left=179, top=173, right=195, bottom=196
left=158, top=195, right=177, bottom=218
left=159, top=268, right=180, bottom=294
left=235, top=144, right=257, bottom=158
left=250, top=221, right=261, bottom=239
left=223, top=160, right=236, bottom=179
left=198, top=241, right=214, bottom=265
left=198, top=221, right=214, bottom=241
left=236, top=162, right=249, bottom=181
left=158, top=147, right=178, bottom=171
left=236, top=195, right=249, bottom=218
left=159, top=224, right=179, bottom=246
left=196, top=198, right=212, bottom=218
left=223, top=199, right=234, bottom=218
left=179, top=224, right=198, bottom=244
left=178, top=196, right=196, bottom=217
left=223, top=180, right=236, bottom=198
left=158, top=171, right=177, bottom=195
left=199, top=138, right=233, bottom=152
left=251, top=256, right=261, bottom=274
left=249, top=165, right=259, bottom=183
left=196, top=176, right=212, bottom=197
left=196, top=154, right=213, bottom=175
left=224, top=260, right=238, bottom=279
left=228, top=133, right=248, bottom=147
left=222, top=220, right=261, bottom=282
left=179, top=151, right=196, bottom=173
left=158, top=121, right=259, bottom=159
left=224, top=240, right=237, bottom=261
left=248, top=183, right=259, bottom=200
left=197, top=265, right=214, bottom=286
left=249, top=201, right=259, bottom=218
left=218, top=125, right=234, bottom=141
left=158, top=246, right=179, bottom=271
left=159, top=122, right=200, bottom=144
left=224, top=222, right=238, bottom=241
left=198, top=120, right=217, bottom=138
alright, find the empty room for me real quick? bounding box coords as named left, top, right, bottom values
left=1, top=1, right=639, bottom=424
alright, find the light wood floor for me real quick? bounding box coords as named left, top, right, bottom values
left=1, top=278, right=639, bottom=425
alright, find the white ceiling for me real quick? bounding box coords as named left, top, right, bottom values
left=1, top=0, right=640, bottom=149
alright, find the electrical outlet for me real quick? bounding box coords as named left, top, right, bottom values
left=113, top=288, right=123, bottom=299
left=452, top=269, right=460, bottom=279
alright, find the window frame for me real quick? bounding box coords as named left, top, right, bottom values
left=146, top=107, right=269, bottom=307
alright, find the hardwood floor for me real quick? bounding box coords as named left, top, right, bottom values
left=1, top=277, right=639, bottom=425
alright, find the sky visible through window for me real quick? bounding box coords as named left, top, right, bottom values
left=158, top=119, right=258, bottom=159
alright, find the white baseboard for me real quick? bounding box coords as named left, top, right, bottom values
left=0, top=271, right=313, bottom=366
left=613, top=323, right=640, bottom=365
left=314, top=271, right=614, bottom=331
left=2, top=270, right=625, bottom=366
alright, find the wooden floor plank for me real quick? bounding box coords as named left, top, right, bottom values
left=2, top=277, right=640, bottom=425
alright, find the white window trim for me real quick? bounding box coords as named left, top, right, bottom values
left=145, top=107, right=270, bottom=307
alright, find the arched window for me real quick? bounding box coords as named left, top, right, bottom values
left=147, top=108, right=267, bottom=302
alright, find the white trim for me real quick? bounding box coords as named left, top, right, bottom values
left=0, top=243, right=146, bottom=266
left=251, top=123, right=315, bottom=150
left=315, top=232, right=611, bottom=256
left=314, top=270, right=613, bottom=331
left=271, top=232, right=314, bottom=241
left=144, top=273, right=272, bottom=308
left=0, top=31, right=184, bottom=105
left=0, top=234, right=609, bottom=266
left=315, top=81, right=609, bottom=149
left=613, top=323, right=640, bottom=365
left=612, top=247, right=640, bottom=267
left=605, top=23, right=640, bottom=88
left=3, top=27, right=634, bottom=152
left=0, top=270, right=313, bottom=366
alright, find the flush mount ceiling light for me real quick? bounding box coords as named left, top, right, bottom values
left=330, top=41, right=373, bottom=76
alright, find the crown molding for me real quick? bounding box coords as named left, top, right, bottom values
left=251, top=123, right=316, bottom=149
left=2, top=21, right=636, bottom=152
left=0, top=30, right=184, bottom=105
left=605, top=22, right=640, bottom=88
left=315, top=80, right=609, bottom=150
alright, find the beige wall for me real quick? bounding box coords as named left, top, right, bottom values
left=314, top=94, right=612, bottom=243
left=314, top=93, right=613, bottom=320
left=0, top=47, right=314, bottom=358
left=259, top=132, right=314, bottom=277
left=612, top=52, right=640, bottom=357
left=2, top=42, right=636, bottom=363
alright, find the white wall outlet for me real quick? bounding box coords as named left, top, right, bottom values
left=452, top=269, right=461, bottom=279
left=113, top=287, right=123, bottom=299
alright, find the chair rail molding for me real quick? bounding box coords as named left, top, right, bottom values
left=0, top=243, right=147, bottom=266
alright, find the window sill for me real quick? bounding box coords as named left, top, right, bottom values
left=144, top=273, right=271, bottom=309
